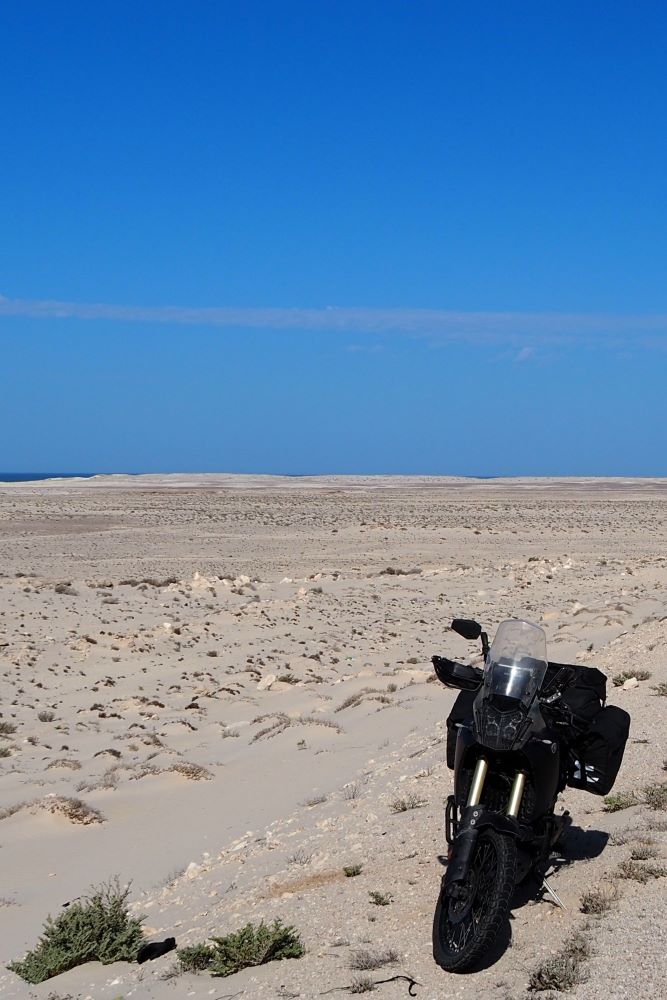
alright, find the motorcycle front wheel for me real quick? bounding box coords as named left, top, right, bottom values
left=432, top=828, right=516, bottom=972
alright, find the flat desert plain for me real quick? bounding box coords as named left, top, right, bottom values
left=1, top=476, right=666, bottom=999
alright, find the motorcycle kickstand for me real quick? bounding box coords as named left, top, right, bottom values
left=542, top=876, right=566, bottom=909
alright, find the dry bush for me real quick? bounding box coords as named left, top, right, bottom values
left=168, top=762, right=213, bottom=781
left=46, top=797, right=104, bottom=825
left=350, top=976, right=376, bottom=993
left=46, top=759, right=81, bottom=771
left=252, top=713, right=342, bottom=742
left=368, top=891, right=392, bottom=906
left=580, top=885, right=618, bottom=914
left=616, top=860, right=667, bottom=883
left=528, top=929, right=590, bottom=991
left=335, top=688, right=391, bottom=713
left=390, top=792, right=426, bottom=813
left=0, top=721, right=17, bottom=736
left=612, top=668, right=651, bottom=686
left=350, top=948, right=399, bottom=970
left=643, top=781, right=667, bottom=810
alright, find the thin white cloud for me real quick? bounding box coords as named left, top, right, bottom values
left=1, top=295, right=667, bottom=347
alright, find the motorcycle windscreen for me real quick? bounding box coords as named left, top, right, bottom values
left=484, top=619, right=548, bottom=708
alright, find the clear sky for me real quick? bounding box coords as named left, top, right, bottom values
left=2, top=1, right=666, bottom=475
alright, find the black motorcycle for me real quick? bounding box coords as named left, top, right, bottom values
left=431, top=617, right=630, bottom=972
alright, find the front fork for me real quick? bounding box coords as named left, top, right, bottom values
left=444, top=759, right=526, bottom=887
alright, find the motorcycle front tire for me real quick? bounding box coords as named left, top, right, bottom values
left=433, top=827, right=516, bottom=972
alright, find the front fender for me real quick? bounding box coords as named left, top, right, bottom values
left=444, top=806, right=522, bottom=888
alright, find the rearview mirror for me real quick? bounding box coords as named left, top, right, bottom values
left=451, top=618, right=482, bottom=641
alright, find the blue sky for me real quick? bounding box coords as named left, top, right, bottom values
left=2, top=1, right=666, bottom=475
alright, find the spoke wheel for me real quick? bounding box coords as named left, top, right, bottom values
left=433, top=829, right=516, bottom=972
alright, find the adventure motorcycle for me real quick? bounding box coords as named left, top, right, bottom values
left=431, top=617, right=630, bottom=972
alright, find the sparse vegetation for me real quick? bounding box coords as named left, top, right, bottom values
left=612, top=668, right=651, bottom=687
left=0, top=746, right=12, bottom=758
left=38, top=711, right=55, bottom=723
left=287, top=848, right=312, bottom=866
left=251, top=712, right=342, bottom=742
left=8, top=879, right=145, bottom=984
left=616, top=860, right=667, bottom=883
left=336, top=688, right=391, bottom=712
left=603, top=791, right=636, bottom=812
left=368, top=891, right=392, bottom=906
left=350, top=948, right=399, bottom=970
left=630, top=839, right=658, bottom=860
left=350, top=975, right=376, bottom=993
left=389, top=792, right=426, bottom=813
left=528, top=929, right=590, bottom=991
left=177, top=920, right=303, bottom=977
left=651, top=683, right=667, bottom=696
left=0, top=721, right=17, bottom=736
left=47, top=796, right=105, bottom=825
left=643, top=781, right=667, bottom=810
left=168, top=762, right=212, bottom=781
left=580, top=885, right=617, bottom=914
left=344, top=864, right=363, bottom=877
left=302, top=794, right=327, bottom=807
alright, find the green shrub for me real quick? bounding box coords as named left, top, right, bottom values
left=368, top=891, right=392, bottom=906
left=8, top=880, right=145, bottom=984
left=602, top=791, right=636, bottom=812
left=177, top=920, right=303, bottom=977
left=344, top=864, right=363, bottom=877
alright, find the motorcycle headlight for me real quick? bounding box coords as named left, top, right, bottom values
left=475, top=701, right=527, bottom=749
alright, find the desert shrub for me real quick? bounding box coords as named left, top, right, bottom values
left=344, top=864, right=363, bottom=877
left=0, top=746, right=12, bottom=758
left=603, top=791, right=636, bottom=812
left=38, top=711, right=55, bottom=723
left=8, top=880, right=145, bottom=984
left=177, top=920, right=303, bottom=977
left=630, top=840, right=658, bottom=860
left=350, top=976, right=376, bottom=993
left=643, top=781, right=667, bottom=810
left=612, top=668, right=651, bottom=687
left=616, top=860, right=667, bottom=883
left=580, top=885, right=617, bottom=914
left=651, top=683, right=667, bottom=696
left=0, top=721, right=17, bottom=736
left=528, top=930, right=590, bottom=991
left=177, top=942, right=215, bottom=972
left=46, top=797, right=104, bottom=825
left=390, top=793, right=426, bottom=814
left=368, top=891, right=392, bottom=906
left=350, top=948, right=398, bottom=970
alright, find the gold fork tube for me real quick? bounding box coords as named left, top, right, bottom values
left=467, top=757, right=489, bottom=807
left=507, top=771, right=527, bottom=818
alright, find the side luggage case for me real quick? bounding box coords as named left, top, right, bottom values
left=567, top=705, right=631, bottom=795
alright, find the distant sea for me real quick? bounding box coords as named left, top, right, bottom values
left=0, top=473, right=94, bottom=483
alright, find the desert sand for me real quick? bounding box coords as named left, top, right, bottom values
left=0, top=475, right=666, bottom=999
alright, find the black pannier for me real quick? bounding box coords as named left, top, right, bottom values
left=566, top=705, right=631, bottom=795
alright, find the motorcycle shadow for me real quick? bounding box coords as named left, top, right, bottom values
left=467, top=825, right=609, bottom=973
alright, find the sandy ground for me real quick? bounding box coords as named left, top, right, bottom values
left=0, top=475, right=666, bottom=1000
